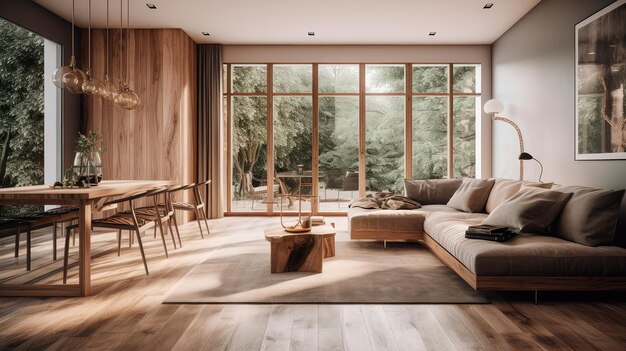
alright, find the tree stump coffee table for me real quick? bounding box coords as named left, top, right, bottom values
left=264, top=224, right=336, bottom=273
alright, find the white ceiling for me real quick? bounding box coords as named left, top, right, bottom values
left=33, top=0, right=541, bottom=45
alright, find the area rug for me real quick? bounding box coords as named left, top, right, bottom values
left=164, top=232, right=488, bottom=304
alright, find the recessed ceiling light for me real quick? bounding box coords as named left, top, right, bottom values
left=146, top=3, right=157, bottom=9
left=429, top=32, right=436, bottom=36
left=483, top=3, right=494, bottom=9
left=308, top=32, right=315, bottom=36
left=202, top=32, right=210, bottom=36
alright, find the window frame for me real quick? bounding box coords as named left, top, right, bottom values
left=223, top=62, right=482, bottom=215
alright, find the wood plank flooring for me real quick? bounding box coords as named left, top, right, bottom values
left=0, top=217, right=624, bottom=351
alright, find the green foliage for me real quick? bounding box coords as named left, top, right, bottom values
left=0, top=18, right=45, bottom=215
left=75, top=131, right=103, bottom=154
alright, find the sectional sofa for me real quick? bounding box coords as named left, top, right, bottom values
left=348, top=178, right=626, bottom=291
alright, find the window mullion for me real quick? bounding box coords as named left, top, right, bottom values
left=405, top=64, right=412, bottom=180
left=448, top=63, right=454, bottom=179
left=312, top=64, right=319, bottom=214
left=267, top=64, right=274, bottom=214
left=358, top=64, right=366, bottom=198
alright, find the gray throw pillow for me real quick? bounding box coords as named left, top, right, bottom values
left=484, top=179, right=523, bottom=214
left=481, top=188, right=573, bottom=233
left=552, top=186, right=625, bottom=246
left=447, top=178, right=495, bottom=213
left=404, top=179, right=462, bottom=205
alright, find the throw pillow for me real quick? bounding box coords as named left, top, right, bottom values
left=481, top=188, right=573, bottom=233
left=551, top=186, right=625, bottom=246
left=447, top=178, right=495, bottom=213
left=484, top=179, right=523, bottom=213
left=404, top=179, right=462, bottom=205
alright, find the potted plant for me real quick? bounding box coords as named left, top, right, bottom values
left=73, top=131, right=104, bottom=186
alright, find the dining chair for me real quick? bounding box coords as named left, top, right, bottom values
left=0, top=206, right=78, bottom=271
left=167, top=180, right=211, bottom=239
left=122, top=187, right=180, bottom=249
left=62, top=189, right=168, bottom=283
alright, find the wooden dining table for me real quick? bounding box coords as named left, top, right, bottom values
left=0, top=180, right=175, bottom=297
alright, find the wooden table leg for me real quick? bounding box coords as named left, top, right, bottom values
left=323, top=235, right=335, bottom=258
left=78, top=200, right=92, bottom=296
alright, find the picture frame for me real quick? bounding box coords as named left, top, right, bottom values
left=575, top=0, right=626, bottom=160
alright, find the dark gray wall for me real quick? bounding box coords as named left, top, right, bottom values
left=492, top=0, right=626, bottom=239
left=0, top=0, right=81, bottom=172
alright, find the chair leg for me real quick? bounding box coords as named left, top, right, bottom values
left=63, top=226, right=72, bottom=284
left=199, top=208, right=210, bottom=235
left=14, top=229, right=20, bottom=258
left=171, top=213, right=182, bottom=248
left=26, top=226, right=31, bottom=271
left=129, top=231, right=133, bottom=247
left=166, top=220, right=177, bottom=249
left=194, top=208, right=205, bottom=239
left=117, top=230, right=122, bottom=256
left=53, top=222, right=58, bottom=261
left=153, top=225, right=157, bottom=239
left=157, top=220, right=170, bottom=258
left=134, top=230, right=149, bottom=275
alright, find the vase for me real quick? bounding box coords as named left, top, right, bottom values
left=73, top=151, right=102, bottom=186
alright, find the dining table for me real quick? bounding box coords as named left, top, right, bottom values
left=0, top=179, right=175, bottom=297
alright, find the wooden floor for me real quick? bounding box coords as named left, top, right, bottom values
left=0, top=217, right=625, bottom=351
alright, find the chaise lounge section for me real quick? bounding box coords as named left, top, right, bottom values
left=348, top=178, right=626, bottom=291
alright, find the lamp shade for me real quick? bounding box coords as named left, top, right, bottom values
left=484, top=99, right=504, bottom=114
left=518, top=152, right=533, bottom=160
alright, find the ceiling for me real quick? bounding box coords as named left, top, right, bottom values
left=33, top=0, right=541, bottom=45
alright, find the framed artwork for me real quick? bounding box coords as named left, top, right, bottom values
left=575, top=0, right=626, bottom=160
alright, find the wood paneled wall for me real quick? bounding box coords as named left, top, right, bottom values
left=82, top=29, right=197, bottom=219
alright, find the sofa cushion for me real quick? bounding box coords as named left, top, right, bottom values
left=348, top=205, right=459, bottom=234
left=484, top=179, right=523, bottom=214
left=551, top=186, right=625, bottom=247
left=424, top=212, right=626, bottom=276
left=404, top=179, right=462, bottom=205
left=481, top=188, right=573, bottom=233
left=447, top=178, right=495, bottom=213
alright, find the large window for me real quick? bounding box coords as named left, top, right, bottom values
left=224, top=63, right=481, bottom=214
left=0, top=18, right=62, bottom=215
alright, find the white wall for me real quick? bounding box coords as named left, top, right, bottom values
left=492, top=0, right=626, bottom=236
left=223, top=45, right=493, bottom=178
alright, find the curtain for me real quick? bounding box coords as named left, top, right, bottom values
left=197, top=44, right=223, bottom=218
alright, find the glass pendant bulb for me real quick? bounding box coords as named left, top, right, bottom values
left=115, top=84, right=131, bottom=109
left=123, top=89, right=140, bottom=110
left=52, top=66, right=71, bottom=88
left=100, top=76, right=117, bottom=102
left=94, top=79, right=106, bottom=98
left=82, top=71, right=99, bottom=95
left=63, top=65, right=87, bottom=94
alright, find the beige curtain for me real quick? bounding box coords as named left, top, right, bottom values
left=197, top=45, right=223, bottom=218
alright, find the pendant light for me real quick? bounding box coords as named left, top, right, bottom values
left=100, top=0, right=117, bottom=102
left=61, top=0, right=87, bottom=94
left=123, top=0, right=140, bottom=110
left=115, top=0, right=140, bottom=110
left=82, top=0, right=105, bottom=95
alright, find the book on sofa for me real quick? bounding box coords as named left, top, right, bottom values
left=465, top=225, right=516, bottom=242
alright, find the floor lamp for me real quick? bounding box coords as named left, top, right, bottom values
left=484, top=99, right=525, bottom=181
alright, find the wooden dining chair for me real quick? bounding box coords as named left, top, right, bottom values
left=168, top=180, right=211, bottom=239
left=121, top=187, right=180, bottom=249
left=63, top=189, right=168, bottom=283
left=0, top=207, right=79, bottom=271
